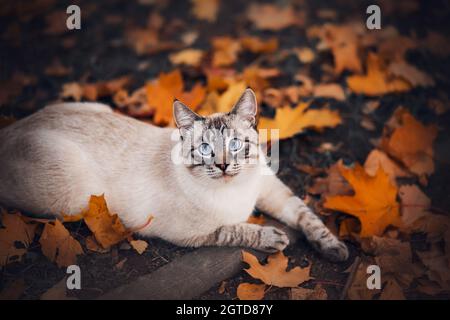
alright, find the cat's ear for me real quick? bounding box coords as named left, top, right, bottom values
left=173, top=99, right=201, bottom=130
left=230, top=88, right=257, bottom=125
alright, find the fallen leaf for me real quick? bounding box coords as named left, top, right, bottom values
left=129, top=239, right=148, bottom=255
left=85, top=235, right=109, bottom=253
left=169, top=49, right=204, bottom=67
left=240, top=37, right=278, bottom=54
left=0, top=210, right=36, bottom=266
left=61, top=77, right=130, bottom=101
left=324, top=163, right=402, bottom=237
left=381, top=110, right=437, bottom=178
left=0, top=278, right=25, bottom=300
left=398, top=185, right=431, bottom=230
left=379, top=277, right=405, bottom=300
left=307, top=160, right=352, bottom=197
left=81, top=195, right=130, bottom=249
left=290, top=284, right=327, bottom=300
left=347, top=259, right=380, bottom=300
left=218, top=281, right=226, bottom=294
left=211, top=36, right=241, bottom=67
left=198, top=81, right=246, bottom=115
left=242, top=251, right=312, bottom=288
left=347, top=53, right=411, bottom=96
left=313, top=83, right=345, bottom=101
left=364, top=149, right=411, bottom=182
left=388, top=61, right=434, bottom=87
left=258, top=102, right=342, bottom=140
left=247, top=4, right=299, bottom=31
left=39, top=220, right=83, bottom=267
left=236, top=283, right=266, bottom=300
left=293, top=47, right=315, bottom=64
left=191, top=0, right=219, bottom=22
left=146, top=70, right=206, bottom=125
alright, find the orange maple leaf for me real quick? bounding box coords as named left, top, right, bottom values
left=242, top=251, right=312, bottom=288
left=146, top=70, right=206, bottom=125
left=324, top=163, right=402, bottom=237
left=347, top=53, right=411, bottom=96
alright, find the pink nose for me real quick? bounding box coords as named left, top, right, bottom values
left=215, top=164, right=228, bottom=172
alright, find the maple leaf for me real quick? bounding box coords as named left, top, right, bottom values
left=0, top=210, right=36, bottom=266
left=39, top=219, right=83, bottom=268
left=398, top=184, right=431, bottom=230
left=307, top=159, right=352, bottom=197
left=324, top=163, right=402, bottom=237
left=198, top=81, right=246, bottom=116
left=242, top=251, right=312, bottom=288
left=364, top=149, right=412, bottom=183
left=381, top=110, right=437, bottom=179
left=80, top=195, right=130, bottom=249
left=236, top=283, right=266, bottom=300
left=258, top=102, right=342, bottom=140
left=388, top=61, right=434, bottom=87
left=169, top=49, right=204, bottom=67
left=313, top=83, right=346, bottom=101
left=247, top=4, right=299, bottom=31
left=347, top=53, right=411, bottom=96
left=191, top=0, right=219, bottom=22
left=146, top=70, right=206, bottom=125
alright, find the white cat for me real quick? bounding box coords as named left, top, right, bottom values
left=0, top=89, right=348, bottom=261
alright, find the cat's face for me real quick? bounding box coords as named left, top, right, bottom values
left=174, top=89, right=260, bottom=184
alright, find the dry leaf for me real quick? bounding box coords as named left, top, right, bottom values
left=258, top=102, right=342, bottom=140
left=198, top=81, right=246, bottom=115
left=290, top=284, right=327, bottom=300
left=364, top=149, right=411, bottom=182
left=379, top=277, right=406, bottom=300
left=81, top=195, right=130, bottom=249
left=191, top=0, right=219, bottom=22
left=0, top=211, right=36, bottom=266
left=236, top=283, right=266, bottom=300
left=129, top=239, right=148, bottom=255
left=381, top=110, right=437, bottom=178
left=169, top=49, right=204, bottom=67
left=85, top=235, right=109, bottom=253
left=399, top=185, right=431, bottom=230
left=39, top=220, right=83, bottom=268
left=313, top=83, right=345, bottom=101
left=247, top=4, right=298, bottom=31
left=307, top=160, right=352, bottom=197
left=240, top=37, right=278, bottom=54
left=388, top=61, right=434, bottom=87
left=324, top=163, right=402, bottom=237
left=347, top=53, right=411, bottom=96
left=242, top=251, right=312, bottom=288
left=211, top=37, right=241, bottom=67
left=293, top=47, right=315, bottom=64
left=0, top=278, right=25, bottom=300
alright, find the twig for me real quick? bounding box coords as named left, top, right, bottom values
left=339, top=256, right=361, bottom=300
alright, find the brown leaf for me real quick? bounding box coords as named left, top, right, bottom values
left=0, top=278, right=25, bottom=300
left=0, top=210, right=36, bottom=266
left=364, top=149, right=411, bottom=183
left=247, top=4, right=299, bottom=31
left=290, top=284, right=327, bottom=300
left=313, top=83, right=345, bottom=101
left=39, top=220, right=83, bottom=268
left=236, top=283, right=266, bottom=300
left=388, top=61, right=434, bottom=87
left=191, top=0, right=219, bottom=22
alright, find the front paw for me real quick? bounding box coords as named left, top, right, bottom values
left=320, top=240, right=349, bottom=262
left=257, top=226, right=289, bottom=253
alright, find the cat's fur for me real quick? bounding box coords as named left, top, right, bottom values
left=0, top=89, right=348, bottom=261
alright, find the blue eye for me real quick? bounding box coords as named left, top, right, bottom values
left=229, top=138, right=243, bottom=152
left=198, top=143, right=212, bottom=156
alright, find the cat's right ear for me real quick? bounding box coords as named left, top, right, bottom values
left=173, top=100, right=202, bottom=131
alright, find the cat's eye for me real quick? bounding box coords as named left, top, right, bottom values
left=229, top=138, right=243, bottom=152
left=198, top=143, right=213, bottom=157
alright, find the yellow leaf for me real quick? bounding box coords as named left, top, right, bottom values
left=258, top=102, right=342, bottom=140
left=242, top=251, right=312, bottom=288
left=324, top=163, right=402, bottom=237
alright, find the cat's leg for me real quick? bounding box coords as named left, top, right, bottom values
left=256, top=174, right=349, bottom=261
left=185, top=223, right=289, bottom=253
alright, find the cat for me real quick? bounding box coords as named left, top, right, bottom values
left=0, top=89, right=348, bottom=261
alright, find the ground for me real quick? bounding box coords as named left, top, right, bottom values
left=0, top=0, right=449, bottom=300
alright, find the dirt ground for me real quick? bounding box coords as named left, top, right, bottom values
left=0, top=0, right=449, bottom=299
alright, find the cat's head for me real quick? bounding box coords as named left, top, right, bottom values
left=173, top=88, right=260, bottom=184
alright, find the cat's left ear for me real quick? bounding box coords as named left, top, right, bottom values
left=230, top=88, right=257, bottom=126
left=173, top=99, right=202, bottom=131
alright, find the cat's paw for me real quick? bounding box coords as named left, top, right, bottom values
left=257, top=227, right=289, bottom=253
left=320, top=240, right=349, bottom=262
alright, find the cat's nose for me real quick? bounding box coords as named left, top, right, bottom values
left=215, top=163, right=229, bottom=172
